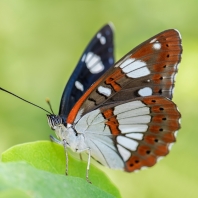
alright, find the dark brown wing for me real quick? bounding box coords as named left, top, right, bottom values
left=67, top=29, right=182, bottom=124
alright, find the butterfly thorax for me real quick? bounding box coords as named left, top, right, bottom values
left=47, top=114, right=88, bottom=152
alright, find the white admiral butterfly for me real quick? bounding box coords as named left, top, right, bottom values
left=47, top=24, right=182, bottom=182
left=1, top=23, right=182, bottom=183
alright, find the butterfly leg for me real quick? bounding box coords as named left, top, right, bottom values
left=77, top=148, right=92, bottom=183
left=86, top=148, right=91, bottom=183
left=79, top=153, right=83, bottom=161
left=50, top=136, right=69, bottom=176
left=63, top=139, right=69, bottom=176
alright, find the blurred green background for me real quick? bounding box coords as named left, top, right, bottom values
left=0, top=0, right=198, bottom=198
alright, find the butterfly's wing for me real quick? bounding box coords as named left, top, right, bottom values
left=59, top=24, right=114, bottom=120
left=69, top=29, right=182, bottom=172
left=67, top=29, right=182, bottom=124
left=75, top=96, right=181, bottom=171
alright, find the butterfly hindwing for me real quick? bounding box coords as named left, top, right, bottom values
left=75, top=96, right=181, bottom=171
left=59, top=24, right=114, bottom=120
left=67, top=29, right=182, bottom=124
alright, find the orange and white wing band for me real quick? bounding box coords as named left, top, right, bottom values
left=74, top=96, right=181, bottom=171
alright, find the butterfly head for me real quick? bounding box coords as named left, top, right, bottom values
left=47, top=114, right=63, bottom=130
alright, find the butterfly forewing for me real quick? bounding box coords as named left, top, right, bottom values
left=59, top=24, right=114, bottom=120
left=67, top=29, right=182, bottom=124
left=75, top=96, right=181, bottom=171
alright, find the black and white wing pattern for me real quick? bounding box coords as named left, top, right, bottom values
left=59, top=24, right=114, bottom=121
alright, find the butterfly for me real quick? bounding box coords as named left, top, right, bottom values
left=47, top=23, right=182, bottom=183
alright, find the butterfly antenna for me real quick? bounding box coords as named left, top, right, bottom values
left=46, top=98, right=55, bottom=115
left=0, top=87, right=51, bottom=114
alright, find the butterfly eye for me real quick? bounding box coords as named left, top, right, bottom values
left=47, top=115, right=62, bottom=130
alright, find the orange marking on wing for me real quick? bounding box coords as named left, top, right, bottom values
left=149, top=125, right=162, bottom=134
left=152, top=87, right=162, bottom=94
left=152, top=114, right=180, bottom=124
left=152, top=76, right=164, bottom=85
left=67, top=77, right=103, bottom=124
left=157, top=51, right=181, bottom=62
left=144, top=130, right=176, bottom=145
left=130, top=43, right=153, bottom=59
left=149, top=125, right=177, bottom=142
left=144, top=134, right=159, bottom=144
left=103, top=109, right=114, bottom=118
left=151, top=104, right=179, bottom=114
left=151, top=114, right=168, bottom=123
left=158, top=42, right=181, bottom=52
left=153, top=63, right=167, bottom=72
left=142, top=155, right=157, bottom=167
left=137, top=145, right=151, bottom=156
left=125, top=155, right=142, bottom=172
left=162, top=132, right=176, bottom=143
left=142, top=96, right=171, bottom=105
left=125, top=154, right=157, bottom=172
left=103, top=109, right=120, bottom=135
left=162, top=29, right=179, bottom=38
left=105, top=69, right=124, bottom=92
left=163, top=123, right=180, bottom=132
left=152, top=62, right=176, bottom=72
left=154, top=145, right=169, bottom=156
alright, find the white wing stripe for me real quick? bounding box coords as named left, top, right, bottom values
left=116, top=106, right=150, bottom=119
left=98, top=86, right=112, bottom=97
left=117, top=144, right=131, bottom=161
left=117, top=136, right=138, bottom=151
left=75, top=81, right=84, bottom=92
left=85, top=52, right=99, bottom=67
left=138, top=87, right=152, bottom=96
left=127, top=67, right=150, bottom=78
left=85, top=52, right=104, bottom=74
left=119, top=124, right=148, bottom=133
left=114, top=101, right=146, bottom=114
left=119, top=58, right=135, bottom=68
left=90, top=62, right=104, bottom=74
left=118, top=115, right=151, bottom=125
left=153, top=42, right=161, bottom=50
left=125, top=132, right=144, bottom=140
left=86, top=136, right=124, bottom=169
left=122, top=60, right=147, bottom=73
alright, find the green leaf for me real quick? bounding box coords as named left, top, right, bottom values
left=0, top=162, right=115, bottom=198
left=1, top=141, right=120, bottom=198
left=0, top=188, right=30, bottom=198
